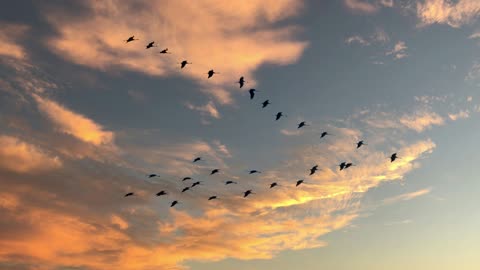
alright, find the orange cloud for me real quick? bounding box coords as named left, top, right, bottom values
left=416, top=0, right=480, bottom=27
left=0, top=135, right=62, bottom=173
left=344, top=0, right=393, bottom=14
left=0, top=23, right=29, bottom=60
left=399, top=110, right=444, bottom=132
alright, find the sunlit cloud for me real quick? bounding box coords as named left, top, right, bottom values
left=0, top=22, right=29, bottom=60
left=448, top=110, right=470, bottom=121
left=185, top=101, right=220, bottom=119
left=399, top=110, right=445, bottom=132
left=344, top=0, right=393, bottom=14
left=383, top=187, right=432, bottom=205
left=416, top=0, right=480, bottom=27
left=386, top=41, right=408, bottom=59
left=345, top=35, right=370, bottom=46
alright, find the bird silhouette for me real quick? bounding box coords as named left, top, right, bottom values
left=310, top=165, right=319, bottom=175
left=124, top=35, right=138, bottom=43
left=208, top=196, right=217, bottom=201
left=170, top=200, right=179, bottom=207
left=248, top=89, right=258, bottom=100
left=207, top=69, right=219, bottom=78
left=249, top=170, right=261, bottom=174
left=275, top=112, right=286, bottom=121
left=193, top=157, right=201, bottom=163
left=296, top=179, right=304, bottom=187
left=159, top=48, right=170, bottom=54
left=210, top=169, right=219, bottom=175
left=148, top=174, right=160, bottom=178
left=320, top=131, right=330, bottom=138
left=181, top=187, right=190, bottom=193
left=124, top=192, right=134, bottom=197
left=225, top=180, right=237, bottom=185
left=191, top=181, right=202, bottom=188
left=182, top=177, right=192, bottom=181
left=345, top=162, right=355, bottom=169
left=238, top=76, right=245, bottom=88
left=357, top=140, right=367, bottom=149
left=180, top=60, right=191, bottom=69
left=298, top=121, right=309, bottom=129
left=270, top=182, right=278, bottom=188
left=243, top=190, right=254, bottom=198
left=261, top=100, right=271, bottom=108
left=339, top=162, right=347, bottom=171
left=390, top=153, right=398, bottom=162
left=146, top=41, right=156, bottom=49
left=156, top=190, right=167, bottom=196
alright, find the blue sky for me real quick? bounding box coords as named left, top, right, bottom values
left=1, top=1, right=480, bottom=269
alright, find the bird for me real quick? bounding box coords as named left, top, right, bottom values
left=180, top=60, right=191, bottom=69
left=207, top=69, right=219, bottom=78
left=261, top=100, right=271, bottom=108
left=182, top=187, right=190, bottom=193
left=124, top=192, right=134, bottom=197
left=243, top=190, right=254, bottom=198
left=182, top=177, right=192, bottom=181
left=148, top=174, right=160, bottom=178
left=297, top=121, right=309, bottom=129
left=170, top=200, right=179, bottom=207
left=390, top=153, right=398, bottom=162
left=159, top=48, right=170, bottom=54
left=208, top=196, right=217, bottom=201
left=275, top=112, right=285, bottom=121
left=357, top=140, right=366, bottom=149
left=270, top=182, right=278, bottom=188
left=156, top=190, right=167, bottom=196
left=296, top=179, right=304, bottom=187
left=339, top=162, right=347, bottom=171
left=124, top=35, right=138, bottom=43
left=249, top=170, right=261, bottom=174
left=320, top=131, right=330, bottom=138
left=310, top=165, right=319, bottom=175
left=191, top=181, right=202, bottom=188
left=238, top=76, right=245, bottom=88
left=210, top=169, right=219, bottom=175
left=345, top=162, right=355, bottom=169
left=146, top=41, right=156, bottom=49
left=193, top=157, right=201, bottom=163
left=225, top=180, right=237, bottom=185
left=248, top=89, right=258, bottom=100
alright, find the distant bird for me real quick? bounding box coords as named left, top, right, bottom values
left=156, top=190, right=167, bottom=196
left=345, top=162, right=355, bottom=169
left=249, top=170, right=261, bottom=174
left=275, top=112, right=285, bottom=121
left=357, top=140, right=367, bottom=149
left=238, top=76, right=245, bottom=88
left=182, top=187, right=190, bottom=193
left=148, top=174, right=160, bottom=178
left=225, top=180, right=237, bottom=185
left=297, top=121, right=309, bottom=129
left=182, top=177, right=192, bottom=181
left=124, top=35, right=138, bottom=43
left=191, top=181, right=202, bottom=187
left=310, top=165, right=319, bottom=175
left=320, top=131, right=330, bottom=138
left=390, top=153, right=398, bottom=163
left=193, top=157, right=201, bottom=163
left=248, top=89, right=258, bottom=100
left=208, top=196, right=217, bottom=201
left=270, top=182, right=278, bottom=188
left=339, top=162, right=347, bottom=171
left=124, top=192, right=134, bottom=197
left=170, top=200, right=179, bottom=207
left=261, top=100, right=271, bottom=108
left=296, top=179, right=304, bottom=187
left=210, top=169, right=219, bottom=175
left=146, top=41, right=156, bottom=49
left=243, top=189, right=254, bottom=198
left=207, top=69, right=219, bottom=78
left=159, top=48, right=170, bottom=54
left=180, top=60, right=191, bottom=69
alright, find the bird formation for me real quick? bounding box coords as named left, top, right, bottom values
left=122, top=35, right=401, bottom=208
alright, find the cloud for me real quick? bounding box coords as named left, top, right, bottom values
left=416, top=0, right=480, bottom=27
left=32, top=94, right=115, bottom=146
left=185, top=101, right=220, bottom=119
left=448, top=110, right=470, bottom=120
left=345, top=35, right=370, bottom=46
left=383, top=188, right=432, bottom=205
left=0, top=23, right=29, bottom=60
left=44, top=0, right=308, bottom=104
left=344, top=0, right=393, bottom=14
left=0, top=135, right=62, bottom=173
left=280, top=129, right=303, bottom=136
left=465, top=61, right=480, bottom=83
left=399, top=110, right=445, bottom=132
left=386, top=41, right=408, bottom=59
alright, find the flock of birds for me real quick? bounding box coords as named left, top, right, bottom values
left=122, top=36, right=401, bottom=208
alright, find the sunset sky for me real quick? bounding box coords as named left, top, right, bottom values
left=1, top=1, right=480, bottom=269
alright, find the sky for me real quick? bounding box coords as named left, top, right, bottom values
left=1, top=0, right=480, bottom=269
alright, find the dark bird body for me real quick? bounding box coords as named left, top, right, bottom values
left=208, top=196, right=217, bottom=201
left=275, top=112, right=284, bottom=121
left=238, top=76, right=245, bottom=88
left=182, top=187, right=190, bottom=193
left=207, top=70, right=218, bottom=78
left=356, top=140, right=366, bottom=149
left=248, top=89, right=257, bottom=100
left=390, top=153, right=398, bottom=162
left=270, top=182, right=278, bottom=188
left=148, top=174, right=160, bottom=178
left=159, top=48, right=170, bottom=54
left=225, top=180, right=237, bottom=185
left=261, top=100, right=271, bottom=108
left=125, top=35, right=138, bottom=43
left=345, top=162, right=354, bottom=169
left=320, top=131, right=330, bottom=138
left=249, top=170, right=261, bottom=174
left=170, top=200, right=179, bottom=207
left=182, top=177, right=192, bottom=181
left=180, top=60, right=191, bottom=68
left=243, top=190, right=253, bottom=198
left=339, top=162, right=346, bottom=171
left=210, top=169, right=219, bottom=175
left=146, top=41, right=156, bottom=49
left=191, top=181, right=202, bottom=187
left=298, top=121, right=308, bottom=129
left=124, top=192, right=134, bottom=197
left=193, top=157, right=201, bottom=163
left=296, top=180, right=304, bottom=187
left=156, top=191, right=167, bottom=196
left=310, top=165, right=318, bottom=175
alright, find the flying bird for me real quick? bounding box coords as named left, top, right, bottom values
left=248, top=89, right=258, bottom=100
left=146, top=41, right=156, bottom=49
left=156, top=191, right=167, bottom=196
left=182, top=187, right=190, bottom=193
left=238, top=76, right=245, bottom=88
left=339, top=162, right=347, bottom=171
left=296, top=179, right=304, bottom=187
left=170, top=200, right=179, bottom=207
left=207, top=69, right=219, bottom=78
left=225, top=180, right=237, bottom=185
left=159, top=48, right=170, bottom=54
left=261, top=100, right=271, bottom=108
left=390, top=153, right=398, bottom=162
left=320, top=131, right=330, bottom=138
left=270, top=182, right=278, bottom=188
left=191, top=181, right=202, bottom=187
left=208, top=196, right=217, bottom=201
left=124, top=35, right=138, bottom=43
left=180, top=60, right=191, bottom=69
left=193, top=157, right=201, bottom=163
left=297, top=121, right=308, bottom=129
left=148, top=174, right=160, bottom=178
left=124, top=192, right=134, bottom=197
left=243, top=189, right=254, bottom=198
left=182, top=177, right=192, bottom=181
left=249, top=170, right=261, bottom=174
left=310, top=165, right=319, bottom=175
left=345, top=162, right=355, bottom=169
left=210, top=169, right=219, bottom=175
left=275, top=112, right=285, bottom=121
left=357, top=140, right=366, bottom=149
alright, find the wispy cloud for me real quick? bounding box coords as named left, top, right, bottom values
left=344, top=0, right=394, bottom=14
left=186, top=101, right=221, bottom=119
left=0, top=22, right=29, bottom=60
left=383, top=188, right=432, bottom=205
left=416, top=0, right=480, bottom=28
left=448, top=110, right=470, bottom=121
left=399, top=110, right=445, bottom=132
left=386, top=41, right=408, bottom=59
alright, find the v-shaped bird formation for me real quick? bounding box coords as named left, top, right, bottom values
left=122, top=35, right=400, bottom=208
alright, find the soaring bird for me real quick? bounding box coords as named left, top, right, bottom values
left=182, top=187, right=190, bottom=193
left=170, top=200, right=179, bottom=207
left=248, top=89, right=258, bottom=100
left=310, top=165, right=319, bottom=175
left=191, top=181, right=202, bottom=187
left=320, top=131, right=330, bottom=138
left=296, top=180, right=304, bottom=187
left=357, top=140, right=366, bottom=149
left=261, top=100, right=271, bottom=108
left=275, top=112, right=285, bottom=121
left=298, top=121, right=308, bottom=129
left=146, top=41, right=156, bottom=49
left=207, top=69, right=219, bottom=78
left=148, top=174, right=160, bottom=178
left=243, top=190, right=254, bottom=198
left=345, top=162, right=355, bottom=169
left=159, top=48, right=170, bottom=54
left=124, top=192, right=134, bottom=197
left=238, top=76, right=245, bottom=88
left=193, top=157, right=201, bottom=163
left=125, top=35, right=138, bottom=43
left=182, top=177, right=192, bottom=181
left=339, top=162, right=347, bottom=171
left=225, top=180, right=237, bottom=185
left=180, top=60, right=191, bottom=69
left=208, top=196, right=217, bottom=201
left=210, top=169, right=219, bottom=175
left=390, top=153, right=398, bottom=162
left=156, top=190, right=167, bottom=196
left=249, top=170, right=261, bottom=174
left=270, top=182, right=278, bottom=188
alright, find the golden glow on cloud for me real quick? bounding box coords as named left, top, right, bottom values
left=0, top=23, right=29, bottom=60
left=417, top=0, right=480, bottom=27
